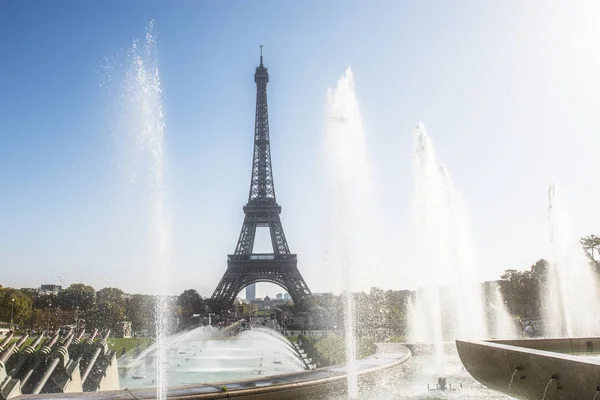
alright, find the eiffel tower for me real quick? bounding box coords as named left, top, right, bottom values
left=210, top=48, right=312, bottom=313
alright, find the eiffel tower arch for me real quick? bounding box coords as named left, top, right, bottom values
left=210, top=48, right=312, bottom=313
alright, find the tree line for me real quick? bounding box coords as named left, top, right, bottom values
left=291, top=234, right=600, bottom=336
left=0, top=284, right=209, bottom=335
left=497, top=234, right=600, bottom=322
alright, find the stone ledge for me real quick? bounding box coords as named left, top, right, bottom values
left=12, top=343, right=410, bottom=399
left=457, top=338, right=600, bottom=400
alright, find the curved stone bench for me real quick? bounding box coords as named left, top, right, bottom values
left=13, top=343, right=411, bottom=399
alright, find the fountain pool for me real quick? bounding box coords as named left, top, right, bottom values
left=330, top=351, right=509, bottom=400
left=119, top=328, right=305, bottom=389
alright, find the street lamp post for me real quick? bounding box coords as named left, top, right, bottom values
left=10, top=298, right=15, bottom=331
left=47, top=302, right=52, bottom=333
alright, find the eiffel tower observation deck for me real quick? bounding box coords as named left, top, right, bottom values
left=210, top=48, right=312, bottom=313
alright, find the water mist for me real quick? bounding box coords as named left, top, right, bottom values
left=325, top=68, right=369, bottom=399
left=120, top=21, right=171, bottom=398
left=410, top=122, right=513, bottom=374
left=545, top=182, right=600, bottom=337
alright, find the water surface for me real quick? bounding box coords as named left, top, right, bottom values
left=119, top=330, right=304, bottom=389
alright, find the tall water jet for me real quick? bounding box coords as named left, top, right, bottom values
left=485, top=281, right=517, bottom=338
left=411, top=122, right=511, bottom=373
left=325, top=68, right=369, bottom=399
left=411, top=122, right=447, bottom=374
left=121, top=21, right=170, bottom=398
left=438, top=167, right=486, bottom=341
left=545, top=182, right=600, bottom=337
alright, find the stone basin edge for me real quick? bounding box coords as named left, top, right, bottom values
left=456, top=337, right=600, bottom=400
left=13, top=342, right=411, bottom=399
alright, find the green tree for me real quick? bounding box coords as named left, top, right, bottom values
left=354, top=291, right=371, bottom=329
left=58, top=284, right=96, bottom=310
left=33, top=293, right=57, bottom=309
left=20, top=288, right=39, bottom=302
left=90, top=287, right=127, bottom=330
left=0, top=289, right=33, bottom=327
left=125, top=294, right=156, bottom=334
left=308, top=293, right=342, bottom=330
left=366, top=287, right=386, bottom=328
left=97, top=287, right=125, bottom=305
left=498, top=267, right=542, bottom=320
left=177, top=289, right=207, bottom=329
left=88, top=302, right=125, bottom=330
left=31, top=307, right=74, bottom=331
left=530, top=259, right=549, bottom=278
left=383, top=289, right=409, bottom=336
left=581, top=234, right=600, bottom=270
left=178, top=290, right=207, bottom=314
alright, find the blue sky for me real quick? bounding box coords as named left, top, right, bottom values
left=2, top=1, right=600, bottom=298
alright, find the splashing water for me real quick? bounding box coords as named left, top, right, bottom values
left=243, top=328, right=308, bottom=370
left=325, top=68, right=369, bottom=399
left=438, top=166, right=487, bottom=341
left=411, top=123, right=447, bottom=373
left=120, top=328, right=304, bottom=388
left=507, top=367, right=519, bottom=394
left=545, top=182, right=600, bottom=337
left=486, top=282, right=517, bottom=339
left=120, top=21, right=170, bottom=399
left=541, top=377, right=556, bottom=400
left=410, top=122, right=513, bottom=374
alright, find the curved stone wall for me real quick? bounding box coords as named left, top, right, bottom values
left=13, top=343, right=411, bottom=399
left=457, top=338, right=600, bottom=400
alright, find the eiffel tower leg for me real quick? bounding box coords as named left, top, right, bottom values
left=268, top=213, right=290, bottom=254
left=211, top=268, right=244, bottom=313
left=283, top=269, right=312, bottom=310
left=234, top=216, right=257, bottom=255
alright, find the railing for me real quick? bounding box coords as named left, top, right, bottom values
left=228, top=253, right=296, bottom=261
left=250, top=254, right=275, bottom=260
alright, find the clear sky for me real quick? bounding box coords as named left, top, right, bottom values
left=2, top=1, right=600, bottom=298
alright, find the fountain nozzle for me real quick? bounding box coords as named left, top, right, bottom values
left=438, top=377, right=447, bottom=391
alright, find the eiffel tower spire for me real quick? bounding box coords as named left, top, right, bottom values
left=210, top=49, right=312, bottom=312
left=249, top=45, right=275, bottom=205
left=233, top=47, right=289, bottom=256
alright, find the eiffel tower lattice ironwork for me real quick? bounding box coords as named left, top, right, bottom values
left=210, top=48, right=312, bottom=312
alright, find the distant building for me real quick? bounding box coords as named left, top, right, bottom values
left=233, top=298, right=258, bottom=315
left=250, top=298, right=264, bottom=310
left=39, top=284, right=62, bottom=296
left=246, top=284, right=256, bottom=301
left=249, top=296, right=293, bottom=311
